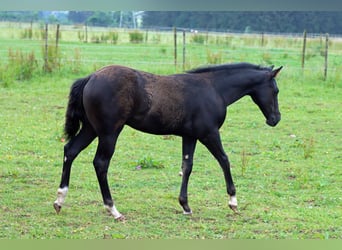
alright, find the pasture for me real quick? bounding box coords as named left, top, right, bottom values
left=0, top=22, right=341, bottom=239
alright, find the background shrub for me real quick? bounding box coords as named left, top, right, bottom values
left=129, top=30, right=144, bottom=43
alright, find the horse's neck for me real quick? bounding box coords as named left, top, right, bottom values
left=213, top=75, right=252, bottom=107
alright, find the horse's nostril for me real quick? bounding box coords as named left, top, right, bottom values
left=266, top=115, right=280, bottom=127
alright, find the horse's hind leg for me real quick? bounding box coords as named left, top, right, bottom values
left=93, top=130, right=124, bottom=220
left=54, top=124, right=96, bottom=214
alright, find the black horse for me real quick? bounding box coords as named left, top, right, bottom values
left=54, top=62, right=282, bottom=220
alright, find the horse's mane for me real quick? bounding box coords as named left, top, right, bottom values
left=187, top=63, right=271, bottom=74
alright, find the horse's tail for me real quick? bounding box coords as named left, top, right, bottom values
left=64, top=75, right=92, bottom=140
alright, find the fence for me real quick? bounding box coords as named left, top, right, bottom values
left=0, top=22, right=341, bottom=80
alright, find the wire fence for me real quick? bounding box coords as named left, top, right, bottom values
left=0, top=22, right=341, bottom=79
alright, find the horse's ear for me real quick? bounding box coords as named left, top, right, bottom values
left=271, top=66, right=283, bottom=78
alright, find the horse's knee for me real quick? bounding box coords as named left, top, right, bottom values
left=93, top=156, right=108, bottom=168
left=93, top=157, right=110, bottom=177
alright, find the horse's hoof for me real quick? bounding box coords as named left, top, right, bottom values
left=115, top=214, right=126, bottom=222
left=229, top=204, right=239, bottom=213
left=53, top=202, right=61, bottom=214
left=183, top=210, right=192, bottom=215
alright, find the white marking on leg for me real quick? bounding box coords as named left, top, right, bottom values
left=184, top=154, right=189, bottom=160
left=54, top=187, right=68, bottom=206
left=183, top=210, right=192, bottom=215
left=105, top=205, right=123, bottom=219
left=229, top=195, right=238, bottom=207
left=64, top=156, right=67, bottom=162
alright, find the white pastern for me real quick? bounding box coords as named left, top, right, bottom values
left=55, top=187, right=68, bottom=206
left=183, top=210, right=192, bottom=215
left=229, top=195, right=238, bottom=207
left=105, top=205, right=123, bottom=219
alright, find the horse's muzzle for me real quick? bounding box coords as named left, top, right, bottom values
left=266, top=114, right=281, bottom=127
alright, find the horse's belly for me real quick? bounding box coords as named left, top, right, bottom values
left=127, top=113, right=180, bottom=135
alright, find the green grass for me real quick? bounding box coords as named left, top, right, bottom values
left=0, top=23, right=341, bottom=239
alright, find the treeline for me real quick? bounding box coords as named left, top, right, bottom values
left=143, top=11, right=342, bottom=34
left=1, top=11, right=342, bottom=34
left=0, top=11, right=135, bottom=27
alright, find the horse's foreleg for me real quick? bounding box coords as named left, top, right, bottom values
left=93, top=133, right=125, bottom=221
left=54, top=125, right=96, bottom=214
left=200, top=131, right=238, bottom=213
left=178, top=137, right=197, bottom=215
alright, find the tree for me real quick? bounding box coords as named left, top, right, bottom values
left=87, top=12, right=114, bottom=27
left=0, top=11, right=39, bottom=22
left=142, top=11, right=342, bottom=34
left=68, top=11, right=93, bottom=24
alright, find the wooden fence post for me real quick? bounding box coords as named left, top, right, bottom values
left=85, top=22, right=88, bottom=43
left=55, top=24, right=60, bottom=50
left=183, top=29, right=186, bottom=71
left=43, top=23, right=49, bottom=72
left=29, top=21, right=33, bottom=39
left=324, top=33, right=329, bottom=81
left=174, top=27, right=177, bottom=67
left=301, top=30, right=307, bottom=69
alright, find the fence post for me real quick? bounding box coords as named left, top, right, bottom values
left=85, top=22, right=88, bottom=43
left=301, top=30, right=307, bottom=69
left=183, top=29, right=186, bottom=71
left=174, top=27, right=177, bottom=67
left=324, top=33, right=329, bottom=81
left=30, top=20, right=33, bottom=39
left=261, top=32, right=264, bottom=47
left=145, top=29, right=148, bottom=43
left=43, top=23, right=49, bottom=72
left=55, top=24, right=60, bottom=50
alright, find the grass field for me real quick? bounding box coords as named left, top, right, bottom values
left=0, top=23, right=341, bottom=239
